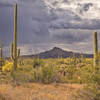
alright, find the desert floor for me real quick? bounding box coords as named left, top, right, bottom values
left=0, top=83, right=83, bottom=100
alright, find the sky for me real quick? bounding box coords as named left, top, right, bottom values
left=0, top=0, right=100, bottom=56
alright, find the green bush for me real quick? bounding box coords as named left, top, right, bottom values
left=41, top=65, right=55, bottom=84
left=33, top=58, right=44, bottom=68
left=32, top=64, right=55, bottom=84
left=1, top=58, right=99, bottom=85
left=75, top=84, right=100, bottom=100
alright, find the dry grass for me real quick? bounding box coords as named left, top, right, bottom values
left=0, top=83, right=83, bottom=100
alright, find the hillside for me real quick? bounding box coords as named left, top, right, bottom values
left=22, top=47, right=93, bottom=59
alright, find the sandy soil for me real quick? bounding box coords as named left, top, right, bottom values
left=0, top=83, right=83, bottom=100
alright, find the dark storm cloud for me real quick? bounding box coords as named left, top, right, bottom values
left=50, top=29, right=92, bottom=44
left=83, top=3, right=93, bottom=11
left=0, top=0, right=50, bottom=46
left=0, top=6, right=13, bottom=46
left=53, top=32, right=89, bottom=44
left=48, top=7, right=100, bottom=30
left=0, top=0, right=100, bottom=55
left=0, top=3, right=13, bottom=7
left=77, top=3, right=93, bottom=13
left=50, top=19, right=100, bottom=30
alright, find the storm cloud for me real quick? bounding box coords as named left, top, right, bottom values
left=0, top=0, right=100, bottom=56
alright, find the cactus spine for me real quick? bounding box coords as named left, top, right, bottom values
left=11, top=3, right=20, bottom=71
left=0, top=40, right=3, bottom=69
left=93, top=31, right=98, bottom=67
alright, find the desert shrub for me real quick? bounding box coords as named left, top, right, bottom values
left=74, top=65, right=95, bottom=84
left=0, top=58, right=97, bottom=85
left=2, top=61, right=20, bottom=72
left=12, top=70, right=35, bottom=83
left=75, top=83, right=100, bottom=100
left=87, top=84, right=100, bottom=100
left=0, top=93, right=6, bottom=100
left=66, top=65, right=76, bottom=79
left=2, top=62, right=13, bottom=72
left=32, top=64, right=56, bottom=84
left=33, top=58, right=44, bottom=68
left=75, top=65, right=100, bottom=100
left=19, top=60, right=24, bottom=66
left=41, top=65, right=55, bottom=84
left=32, top=58, right=95, bottom=84
left=32, top=67, right=42, bottom=82
left=23, top=59, right=33, bottom=65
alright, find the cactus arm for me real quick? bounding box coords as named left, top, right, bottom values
left=11, top=43, right=14, bottom=60
left=0, top=40, right=3, bottom=68
left=1, top=40, right=3, bottom=49
left=0, top=40, right=5, bottom=69
left=17, top=49, right=20, bottom=58
left=0, top=40, right=3, bottom=59
left=93, top=31, right=98, bottom=67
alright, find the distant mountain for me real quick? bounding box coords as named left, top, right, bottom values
left=21, top=47, right=93, bottom=59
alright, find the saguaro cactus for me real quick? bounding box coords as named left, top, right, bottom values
left=0, top=40, right=3, bottom=69
left=11, top=3, right=20, bottom=71
left=93, top=31, right=98, bottom=67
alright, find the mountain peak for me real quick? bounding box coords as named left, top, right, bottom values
left=21, top=47, right=93, bottom=59
left=52, top=47, right=62, bottom=51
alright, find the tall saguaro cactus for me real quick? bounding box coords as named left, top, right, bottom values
left=0, top=40, right=3, bottom=69
left=11, top=3, right=20, bottom=71
left=0, top=40, right=3, bottom=60
left=93, top=31, right=98, bottom=67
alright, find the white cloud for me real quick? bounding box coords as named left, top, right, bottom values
left=43, top=0, right=100, bottom=19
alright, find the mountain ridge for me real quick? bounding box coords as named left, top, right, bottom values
left=21, top=47, right=93, bottom=59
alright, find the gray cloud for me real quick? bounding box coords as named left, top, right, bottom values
left=0, top=0, right=100, bottom=56
left=51, top=30, right=91, bottom=44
